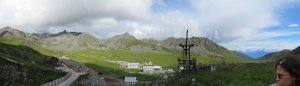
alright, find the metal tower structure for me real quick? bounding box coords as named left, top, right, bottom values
left=178, top=30, right=197, bottom=77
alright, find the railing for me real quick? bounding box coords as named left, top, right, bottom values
left=40, top=72, right=72, bottom=86
left=40, top=59, right=89, bottom=86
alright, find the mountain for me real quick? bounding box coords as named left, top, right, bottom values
left=104, top=33, right=167, bottom=53
left=289, top=46, right=300, bottom=56
left=231, top=50, right=252, bottom=59
left=0, top=27, right=105, bottom=51
left=32, top=30, right=82, bottom=38
left=160, top=37, right=235, bottom=57
left=260, top=49, right=291, bottom=60
left=0, top=26, right=41, bottom=46
left=242, top=50, right=270, bottom=59
left=0, top=27, right=248, bottom=63
left=0, top=26, right=26, bottom=39
left=260, top=45, right=300, bottom=61
left=37, top=30, right=104, bottom=50
left=104, top=32, right=139, bottom=49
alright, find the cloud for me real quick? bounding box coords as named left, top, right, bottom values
left=0, top=0, right=299, bottom=51
left=288, top=23, right=299, bottom=28
left=221, top=40, right=300, bottom=52
left=0, top=0, right=152, bottom=27
left=189, top=0, right=298, bottom=43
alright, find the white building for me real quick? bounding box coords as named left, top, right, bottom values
left=124, top=76, right=137, bottom=85
left=142, top=65, right=162, bottom=73
left=126, top=63, right=139, bottom=69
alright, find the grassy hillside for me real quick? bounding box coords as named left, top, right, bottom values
left=0, top=41, right=66, bottom=85
left=33, top=47, right=249, bottom=81
left=165, top=62, right=276, bottom=86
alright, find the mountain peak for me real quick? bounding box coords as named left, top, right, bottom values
left=0, top=26, right=26, bottom=39
left=1, top=26, right=13, bottom=30
left=33, top=30, right=83, bottom=38
left=109, top=32, right=136, bottom=40
left=62, top=30, right=67, bottom=33
left=1, top=26, right=20, bottom=32
left=55, top=30, right=82, bottom=37
left=120, top=32, right=135, bottom=38
left=104, top=32, right=138, bottom=49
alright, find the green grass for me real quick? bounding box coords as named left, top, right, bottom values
left=23, top=63, right=66, bottom=85
left=55, top=48, right=248, bottom=81
left=0, top=39, right=23, bottom=45
left=165, top=62, right=276, bottom=86
left=0, top=40, right=67, bottom=85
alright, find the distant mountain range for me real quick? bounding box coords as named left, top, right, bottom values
left=231, top=50, right=252, bottom=59
left=260, top=49, right=290, bottom=60
left=260, top=46, right=300, bottom=61
left=0, top=26, right=248, bottom=61
left=242, top=50, right=271, bottom=59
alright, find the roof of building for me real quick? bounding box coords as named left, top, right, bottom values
left=124, top=76, right=137, bottom=82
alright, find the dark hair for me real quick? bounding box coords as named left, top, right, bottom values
left=276, top=55, right=300, bottom=86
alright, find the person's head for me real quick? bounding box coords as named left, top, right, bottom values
left=275, top=55, right=300, bottom=86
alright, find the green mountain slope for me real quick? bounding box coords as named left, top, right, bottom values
left=37, top=30, right=104, bottom=50
left=290, top=46, right=300, bottom=56
left=260, top=49, right=291, bottom=60
left=0, top=42, right=65, bottom=85
left=260, top=45, right=300, bottom=61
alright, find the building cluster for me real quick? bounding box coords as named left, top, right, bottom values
left=125, top=61, right=163, bottom=74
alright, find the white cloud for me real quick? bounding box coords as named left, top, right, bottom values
left=0, top=0, right=299, bottom=51
left=221, top=40, right=300, bottom=52
left=189, top=0, right=298, bottom=43
left=288, top=23, right=299, bottom=28
left=0, top=0, right=152, bottom=27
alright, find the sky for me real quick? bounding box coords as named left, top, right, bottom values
left=0, top=0, right=300, bottom=57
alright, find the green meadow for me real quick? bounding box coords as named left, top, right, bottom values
left=165, top=62, right=276, bottom=86
left=1, top=39, right=271, bottom=85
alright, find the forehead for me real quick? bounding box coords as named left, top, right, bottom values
left=276, top=65, right=289, bottom=74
